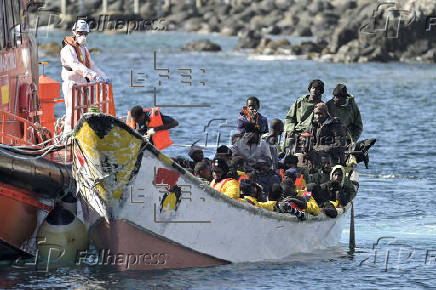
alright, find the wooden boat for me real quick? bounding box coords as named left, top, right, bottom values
left=73, top=113, right=358, bottom=270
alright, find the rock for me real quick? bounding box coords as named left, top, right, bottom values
left=266, top=38, right=291, bottom=49
left=421, top=48, right=436, bottom=62
left=275, top=0, right=292, bottom=10
left=139, top=2, right=156, bottom=19
left=294, top=26, right=312, bottom=37
left=254, top=37, right=272, bottom=53
left=339, top=1, right=358, bottom=11
left=329, top=26, right=357, bottom=53
left=290, top=41, right=327, bottom=55
left=249, top=13, right=279, bottom=30
left=183, top=39, right=221, bottom=52
left=220, top=26, right=237, bottom=37
left=236, top=8, right=255, bottom=22
left=171, top=2, right=193, bottom=14
left=107, top=0, right=123, bottom=11
left=84, top=0, right=101, bottom=10
left=183, top=17, right=203, bottom=31
left=403, top=39, right=431, bottom=58
left=262, top=25, right=281, bottom=35
left=217, top=4, right=232, bottom=15
left=236, top=30, right=262, bottom=49
left=313, top=12, right=339, bottom=28
left=88, top=48, right=102, bottom=54
left=38, top=42, right=61, bottom=56
left=166, top=11, right=192, bottom=24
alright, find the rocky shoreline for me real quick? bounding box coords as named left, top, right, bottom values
left=34, top=0, right=436, bottom=63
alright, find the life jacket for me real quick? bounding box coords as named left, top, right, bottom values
left=295, top=174, right=306, bottom=192
left=63, top=36, right=91, bottom=68
left=237, top=196, right=257, bottom=206
left=126, top=107, right=173, bottom=151
left=211, top=178, right=230, bottom=192
left=238, top=172, right=249, bottom=183
left=279, top=169, right=285, bottom=180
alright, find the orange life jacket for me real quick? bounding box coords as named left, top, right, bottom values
left=238, top=173, right=249, bottom=183
left=63, top=36, right=91, bottom=68
left=126, top=107, right=173, bottom=151
left=295, top=174, right=306, bottom=191
left=279, top=169, right=285, bottom=180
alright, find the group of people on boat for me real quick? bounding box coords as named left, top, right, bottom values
left=127, top=79, right=365, bottom=219
left=61, top=20, right=369, bottom=220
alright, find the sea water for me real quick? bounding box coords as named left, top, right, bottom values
left=1, top=31, right=435, bottom=289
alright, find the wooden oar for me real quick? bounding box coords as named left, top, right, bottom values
left=349, top=201, right=356, bottom=253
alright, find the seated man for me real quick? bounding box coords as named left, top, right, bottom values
left=238, top=96, right=268, bottom=135
left=326, top=84, right=363, bottom=144
left=308, top=155, right=332, bottom=185
left=232, top=123, right=272, bottom=170
left=215, top=145, right=233, bottom=165
left=194, top=161, right=211, bottom=184
left=257, top=183, right=282, bottom=211
left=130, top=105, right=178, bottom=139
left=306, top=165, right=356, bottom=217
left=238, top=178, right=261, bottom=205
left=279, top=154, right=310, bottom=183
left=188, top=145, right=204, bottom=169
left=261, top=118, right=284, bottom=170
left=253, top=157, right=282, bottom=201
left=210, top=158, right=240, bottom=199
left=302, top=103, right=347, bottom=165
left=230, top=156, right=248, bottom=183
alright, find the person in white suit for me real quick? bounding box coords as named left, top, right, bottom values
left=60, top=19, right=110, bottom=134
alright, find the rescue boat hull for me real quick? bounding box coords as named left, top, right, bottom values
left=73, top=113, right=351, bottom=270
left=0, top=182, right=53, bottom=260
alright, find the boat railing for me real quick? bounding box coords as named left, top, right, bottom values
left=0, top=110, right=41, bottom=145
left=70, top=82, right=116, bottom=129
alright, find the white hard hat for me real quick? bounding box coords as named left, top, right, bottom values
left=72, top=19, right=89, bottom=33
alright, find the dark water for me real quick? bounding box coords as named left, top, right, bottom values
left=1, top=31, right=435, bottom=289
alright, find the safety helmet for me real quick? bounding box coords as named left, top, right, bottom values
left=72, top=19, right=89, bottom=33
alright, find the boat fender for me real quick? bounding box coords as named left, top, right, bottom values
left=60, top=192, right=77, bottom=215
left=37, top=204, right=88, bottom=267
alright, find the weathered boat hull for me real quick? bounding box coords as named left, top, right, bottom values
left=74, top=114, right=351, bottom=270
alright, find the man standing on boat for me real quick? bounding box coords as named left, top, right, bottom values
left=60, top=19, right=110, bottom=135
left=326, top=84, right=363, bottom=144
left=283, top=79, right=325, bottom=153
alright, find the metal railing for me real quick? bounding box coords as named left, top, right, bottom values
left=0, top=110, right=40, bottom=145
left=70, top=82, right=116, bottom=129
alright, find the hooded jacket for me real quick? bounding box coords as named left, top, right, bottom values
left=326, top=94, right=363, bottom=143
left=326, top=165, right=356, bottom=207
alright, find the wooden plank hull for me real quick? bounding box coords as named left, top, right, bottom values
left=74, top=114, right=351, bottom=270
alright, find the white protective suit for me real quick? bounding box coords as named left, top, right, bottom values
left=60, top=42, right=106, bottom=134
